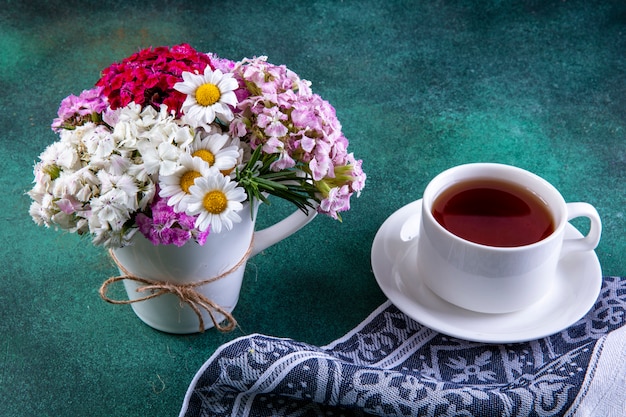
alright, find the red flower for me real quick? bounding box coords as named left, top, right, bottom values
left=96, top=43, right=214, bottom=115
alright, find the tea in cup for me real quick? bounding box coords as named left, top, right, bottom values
left=415, top=163, right=602, bottom=314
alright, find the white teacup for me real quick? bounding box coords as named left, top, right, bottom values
left=414, top=163, right=602, bottom=314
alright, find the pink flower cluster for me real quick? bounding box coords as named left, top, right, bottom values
left=51, top=86, right=108, bottom=132
left=95, top=44, right=213, bottom=115
left=229, top=57, right=366, bottom=219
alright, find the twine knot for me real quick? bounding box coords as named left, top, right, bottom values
left=99, top=239, right=254, bottom=333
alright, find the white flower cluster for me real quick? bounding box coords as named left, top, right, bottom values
left=28, top=104, right=203, bottom=246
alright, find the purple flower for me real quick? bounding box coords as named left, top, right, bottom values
left=257, top=106, right=288, bottom=137
left=319, top=185, right=352, bottom=220
left=52, top=86, right=108, bottom=131
left=207, top=53, right=236, bottom=73
left=137, top=194, right=209, bottom=247
left=291, top=101, right=322, bottom=131
left=347, top=157, right=366, bottom=194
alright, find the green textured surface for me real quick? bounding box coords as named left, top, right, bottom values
left=1, top=0, right=625, bottom=416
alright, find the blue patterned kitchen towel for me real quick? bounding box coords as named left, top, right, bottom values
left=180, top=276, right=626, bottom=417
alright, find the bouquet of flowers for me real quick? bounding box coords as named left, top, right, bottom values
left=28, top=44, right=366, bottom=248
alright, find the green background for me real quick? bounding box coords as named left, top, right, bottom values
left=1, top=1, right=624, bottom=416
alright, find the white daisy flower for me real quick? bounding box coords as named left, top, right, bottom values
left=174, top=67, right=238, bottom=127
left=186, top=172, right=247, bottom=233
left=189, top=131, right=241, bottom=175
left=159, top=153, right=212, bottom=212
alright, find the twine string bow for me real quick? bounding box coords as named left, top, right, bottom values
left=99, top=240, right=254, bottom=333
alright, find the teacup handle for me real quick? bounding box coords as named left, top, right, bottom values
left=384, top=209, right=421, bottom=261
left=562, top=202, right=602, bottom=255
left=251, top=203, right=318, bottom=257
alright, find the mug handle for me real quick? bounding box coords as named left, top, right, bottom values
left=562, top=202, right=602, bottom=255
left=251, top=203, right=318, bottom=257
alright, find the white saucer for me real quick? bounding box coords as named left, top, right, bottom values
left=371, top=200, right=603, bottom=344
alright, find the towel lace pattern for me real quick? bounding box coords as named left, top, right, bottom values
left=181, top=276, right=626, bottom=416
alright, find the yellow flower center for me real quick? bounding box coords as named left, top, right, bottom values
left=180, top=170, right=202, bottom=193
left=220, top=167, right=235, bottom=176
left=195, top=83, right=221, bottom=106
left=203, top=190, right=228, bottom=214
left=192, top=149, right=216, bottom=166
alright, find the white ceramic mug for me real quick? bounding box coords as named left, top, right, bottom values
left=414, top=163, right=602, bottom=314
left=110, top=200, right=317, bottom=333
